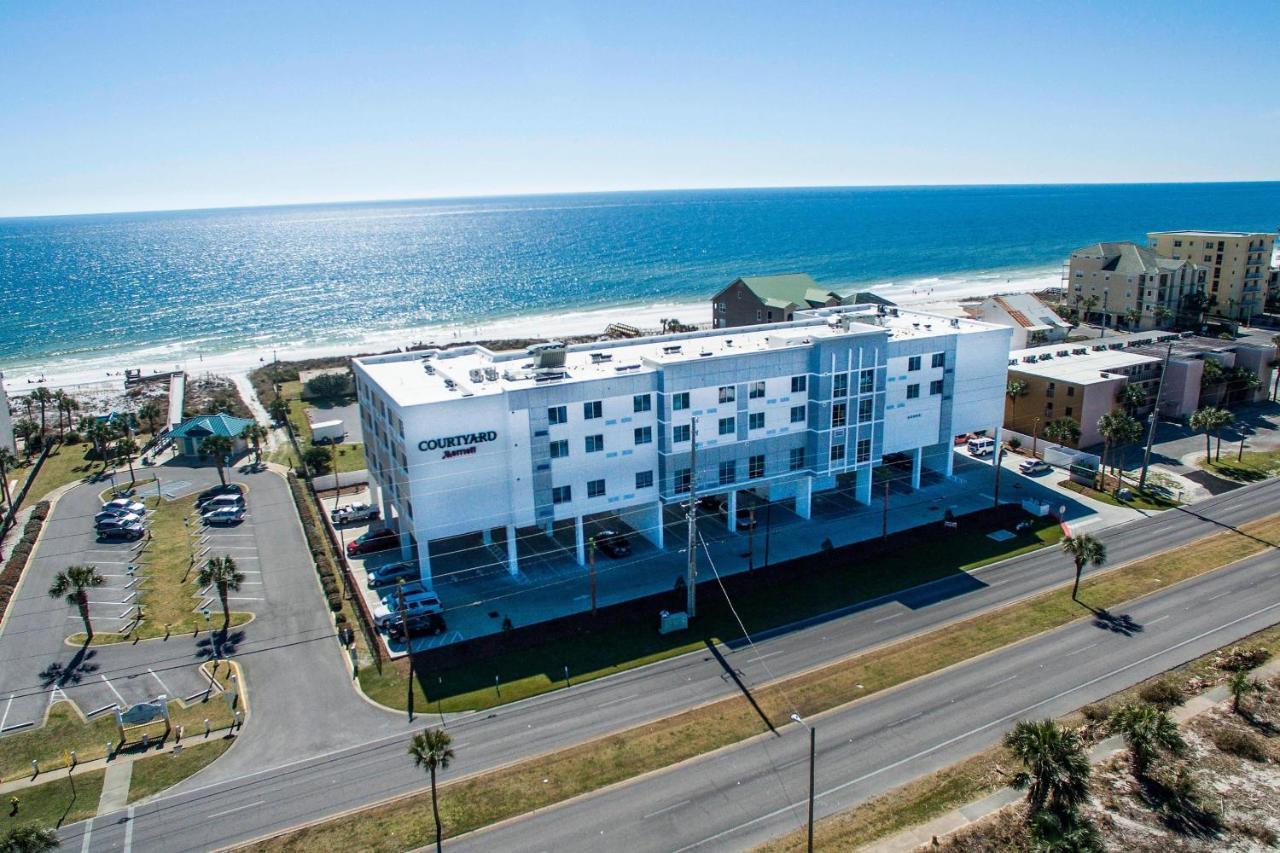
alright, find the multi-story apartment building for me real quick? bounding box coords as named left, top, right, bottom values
left=1148, top=230, right=1276, bottom=322
left=711, top=273, right=845, bottom=328
left=1067, top=242, right=1204, bottom=331
left=352, top=305, right=1011, bottom=586
left=0, top=374, right=14, bottom=454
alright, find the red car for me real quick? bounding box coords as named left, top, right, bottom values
left=347, top=528, right=399, bottom=556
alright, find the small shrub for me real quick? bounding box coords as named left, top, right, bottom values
left=1233, top=819, right=1279, bottom=846
left=1007, top=436, right=1022, bottom=450
left=1139, top=679, right=1185, bottom=710
left=328, top=597, right=342, bottom=613
left=1211, top=728, right=1269, bottom=762
left=1081, top=702, right=1111, bottom=723
left=1216, top=646, right=1271, bottom=673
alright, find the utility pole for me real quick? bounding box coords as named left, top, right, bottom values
left=807, top=725, right=816, bottom=853
left=398, top=579, right=413, bottom=722
left=992, top=442, right=1003, bottom=508
left=1138, top=342, right=1173, bottom=492
left=763, top=501, right=772, bottom=569
left=1031, top=417, right=1041, bottom=456
left=881, top=479, right=889, bottom=541
left=747, top=509, right=755, bottom=572
left=588, top=536, right=597, bottom=616
left=685, top=417, right=698, bottom=618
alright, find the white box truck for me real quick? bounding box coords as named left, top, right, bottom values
left=311, top=420, right=346, bottom=445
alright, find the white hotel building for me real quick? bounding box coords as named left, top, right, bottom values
left=352, top=305, right=1012, bottom=586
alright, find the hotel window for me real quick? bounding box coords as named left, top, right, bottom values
left=856, top=438, right=871, bottom=463
left=585, top=434, right=604, bottom=453
left=1065, top=407, right=1074, bottom=418
left=906, top=384, right=920, bottom=399
left=633, top=394, right=652, bottom=413
left=908, top=355, right=922, bottom=371
left=1173, top=240, right=1182, bottom=247
left=790, top=405, right=806, bottom=424
left=549, top=439, right=569, bottom=459
left=756, top=310, right=763, bottom=321
left=672, top=391, right=690, bottom=410
left=930, top=379, right=944, bottom=395
left=552, top=485, right=572, bottom=504
left=749, top=412, right=765, bottom=430
left=858, top=398, right=873, bottom=423
left=860, top=369, right=875, bottom=394
left=718, top=460, right=736, bottom=485
left=749, top=454, right=765, bottom=479
left=832, top=373, right=848, bottom=397
left=719, top=385, right=736, bottom=404
left=548, top=405, right=567, bottom=425
left=831, top=402, right=847, bottom=428
left=931, top=352, right=946, bottom=368
left=587, top=479, right=606, bottom=499
left=791, top=375, right=807, bottom=393
left=830, top=443, right=846, bottom=463
left=673, top=423, right=691, bottom=443
left=634, top=426, right=653, bottom=445
left=583, top=400, right=602, bottom=419
left=674, top=468, right=691, bottom=494
left=636, top=470, right=654, bottom=490
left=789, top=447, right=806, bottom=471
left=1066, top=386, right=1075, bottom=397
left=719, top=416, right=736, bottom=436
left=749, top=381, right=765, bottom=399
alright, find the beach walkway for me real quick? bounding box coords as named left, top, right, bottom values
left=166, top=372, right=185, bottom=428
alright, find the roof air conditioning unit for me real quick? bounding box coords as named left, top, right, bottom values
left=527, top=342, right=567, bottom=369
left=468, top=368, right=483, bottom=383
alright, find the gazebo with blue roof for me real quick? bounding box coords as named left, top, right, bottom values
left=169, top=412, right=256, bottom=459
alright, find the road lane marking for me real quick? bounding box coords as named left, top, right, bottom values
left=597, top=694, right=640, bottom=709
left=889, top=711, right=923, bottom=727
left=643, top=799, right=691, bottom=819
left=873, top=612, right=903, bottom=624
left=100, top=675, right=127, bottom=707
left=79, top=818, right=92, bottom=853
left=123, top=805, right=134, bottom=853
left=207, top=800, right=265, bottom=819
left=1207, top=590, right=1233, bottom=602
left=1063, top=642, right=1099, bottom=658
left=1147, top=615, right=1170, bottom=625
left=984, top=675, right=1018, bottom=689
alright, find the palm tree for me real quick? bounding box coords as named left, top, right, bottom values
left=51, top=390, right=67, bottom=439
left=1027, top=808, right=1103, bottom=853
left=1189, top=407, right=1221, bottom=464
left=1208, top=407, right=1233, bottom=461
left=197, top=555, right=245, bottom=628
left=48, top=564, right=105, bottom=641
left=115, top=437, right=139, bottom=484
left=1153, top=305, right=1174, bottom=330
left=1200, top=358, right=1226, bottom=405
left=267, top=397, right=291, bottom=426
left=1118, top=383, right=1147, bottom=416
left=84, top=420, right=115, bottom=469
left=0, top=447, right=18, bottom=511
left=1108, top=702, right=1185, bottom=779
left=30, top=387, right=52, bottom=440
left=1097, top=411, right=1140, bottom=489
left=1124, top=307, right=1141, bottom=330
left=12, top=419, right=40, bottom=458
left=1042, top=418, right=1081, bottom=448
left=137, top=400, right=163, bottom=435
left=1, top=824, right=60, bottom=852
left=1226, top=670, right=1266, bottom=716
left=200, top=435, right=234, bottom=486
left=243, top=423, right=269, bottom=465
left=408, top=728, right=456, bottom=853
left=1006, top=379, right=1029, bottom=430
left=1061, top=534, right=1105, bottom=602
left=1077, top=294, right=1100, bottom=324
left=1004, top=719, right=1092, bottom=817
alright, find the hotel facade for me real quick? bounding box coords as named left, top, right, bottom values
left=352, top=306, right=1011, bottom=587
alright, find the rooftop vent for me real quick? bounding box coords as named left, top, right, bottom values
left=590, top=352, right=614, bottom=363
left=613, top=363, right=641, bottom=373
left=527, top=342, right=567, bottom=369
left=950, top=318, right=960, bottom=328
left=423, top=363, right=435, bottom=375
left=468, top=368, right=484, bottom=383
left=484, top=367, right=498, bottom=382
left=662, top=345, right=682, bottom=355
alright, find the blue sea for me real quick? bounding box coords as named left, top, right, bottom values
left=2, top=183, right=1278, bottom=379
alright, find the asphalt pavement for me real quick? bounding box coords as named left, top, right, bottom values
left=58, top=476, right=1280, bottom=852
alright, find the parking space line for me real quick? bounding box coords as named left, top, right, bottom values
left=0, top=694, right=13, bottom=730
left=148, top=668, right=172, bottom=696
left=226, top=596, right=265, bottom=601
left=100, top=675, right=127, bottom=707
left=86, top=703, right=117, bottom=718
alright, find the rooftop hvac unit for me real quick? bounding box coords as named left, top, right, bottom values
left=444, top=379, right=456, bottom=390
left=484, top=367, right=498, bottom=382
left=950, top=318, right=959, bottom=328
left=590, top=352, right=614, bottom=363
left=423, top=363, right=435, bottom=374
left=527, top=342, right=567, bottom=369
left=468, top=368, right=483, bottom=383
left=662, top=345, right=682, bottom=354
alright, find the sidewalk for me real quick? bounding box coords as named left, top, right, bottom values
left=863, top=656, right=1280, bottom=852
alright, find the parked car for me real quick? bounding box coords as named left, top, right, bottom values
left=95, top=512, right=142, bottom=530
left=331, top=503, right=380, bottom=524
left=593, top=529, right=632, bottom=558
left=367, top=561, right=418, bottom=588
left=347, top=528, right=399, bottom=557
left=203, top=494, right=246, bottom=511
left=716, top=500, right=758, bottom=529
left=95, top=505, right=135, bottom=519
left=99, top=521, right=145, bottom=541
left=195, top=483, right=244, bottom=507
left=203, top=506, right=246, bottom=525
left=1018, top=459, right=1050, bottom=475
left=372, top=589, right=443, bottom=628
left=95, top=510, right=140, bottom=526
left=102, top=498, right=147, bottom=516
left=967, top=436, right=996, bottom=457
left=387, top=611, right=446, bottom=641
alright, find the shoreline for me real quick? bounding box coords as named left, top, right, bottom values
left=2, top=265, right=1062, bottom=394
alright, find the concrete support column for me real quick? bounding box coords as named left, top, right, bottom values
left=911, top=447, right=923, bottom=490
left=574, top=515, right=586, bottom=566
left=481, top=528, right=493, bottom=546
left=726, top=490, right=737, bottom=532
left=544, top=520, right=554, bottom=537
left=505, top=523, right=519, bottom=576
left=378, top=486, right=393, bottom=526
left=855, top=466, right=873, bottom=505
left=418, top=540, right=432, bottom=587
left=794, top=477, right=812, bottom=520
left=637, top=500, right=664, bottom=549
left=398, top=528, right=413, bottom=562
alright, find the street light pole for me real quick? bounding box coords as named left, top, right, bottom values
left=588, top=536, right=597, bottom=616
left=685, top=417, right=699, bottom=618
left=763, top=500, right=772, bottom=569
left=790, top=713, right=816, bottom=853
left=881, top=479, right=889, bottom=541
left=992, top=442, right=1004, bottom=508
left=747, top=509, right=755, bottom=572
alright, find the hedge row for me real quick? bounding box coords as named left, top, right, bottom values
left=285, top=473, right=346, bottom=622
left=0, top=501, right=51, bottom=622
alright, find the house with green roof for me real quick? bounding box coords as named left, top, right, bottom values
left=169, top=412, right=256, bottom=459
left=711, top=274, right=844, bottom=329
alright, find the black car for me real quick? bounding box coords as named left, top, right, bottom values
left=593, top=529, right=632, bottom=558
left=348, top=528, right=399, bottom=556
left=388, top=611, right=446, bottom=641
left=195, top=483, right=245, bottom=507
left=99, top=522, right=145, bottom=541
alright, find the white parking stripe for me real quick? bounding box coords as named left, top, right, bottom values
left=100, top=675, right=127, bottom=706
left=148, top=668, right=172, bottom=695
left=0, top=694, right=13, bottom=730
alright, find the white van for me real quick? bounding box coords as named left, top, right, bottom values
left=967, top=436, right=996, bottom=457
left=373, top=590, right=443, bottom=629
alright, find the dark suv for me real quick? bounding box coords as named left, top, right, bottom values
left=593, top=529, right=632, bottom=558
left=388, top=611, right=447, bottom=641
left=347, top=528, right=399, bottom=556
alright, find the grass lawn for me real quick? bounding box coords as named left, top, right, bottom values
left=69, top=490, right=252, bottom=644
left=0, top=664, right=238, bottom=782
left=0, top=771, right=105, bottom=830
left=19, top=441, right=96, bottom=504
left=1057, top=478, right=1179, bottom=511
left=277, top=381, right=365, bottom=474
left=1198, top=447, right=1280, bottom=483
left=358, top=508, right=1064, bottom=713
left=256, top=513, right=1280, bottom=853
left=127, top=737, right=233, bottom=803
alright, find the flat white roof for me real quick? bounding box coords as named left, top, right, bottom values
left=357, top=306, right=999, bottom=408
left=1009, top=348, right=1160, bottom=384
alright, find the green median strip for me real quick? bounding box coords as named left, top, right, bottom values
left=245, top=513, right=1280, bottom=853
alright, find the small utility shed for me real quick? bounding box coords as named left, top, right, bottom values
left=170, top=412, right=255, bottom=459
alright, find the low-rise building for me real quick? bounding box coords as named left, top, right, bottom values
left=975, top=293, right=1073, bottom=348
left=1067, top=242, right=1205, bottom=330
left=353, top=305, right=1011, bottom=588
left=711, top=274, right=845, bottom=328
left=169, top=412, right=255, bottom=459
left=1148, top=230, right=1276, bottom=322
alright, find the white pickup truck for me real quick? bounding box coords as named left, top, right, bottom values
left=331, top=503, right=380, bottom=524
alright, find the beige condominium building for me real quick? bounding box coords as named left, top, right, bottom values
left=1148, top=230, right=1276, bottom=322
left=1066, top=242, right=1204, bottom=331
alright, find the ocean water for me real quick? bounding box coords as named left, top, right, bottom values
left=2, top=183, right=1278, bottom=375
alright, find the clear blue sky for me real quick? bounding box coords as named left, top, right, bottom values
left=2, top=0, right=1277, bottom=217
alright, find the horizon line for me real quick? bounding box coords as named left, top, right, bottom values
left=5, top=178, right=1280, bottom=222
